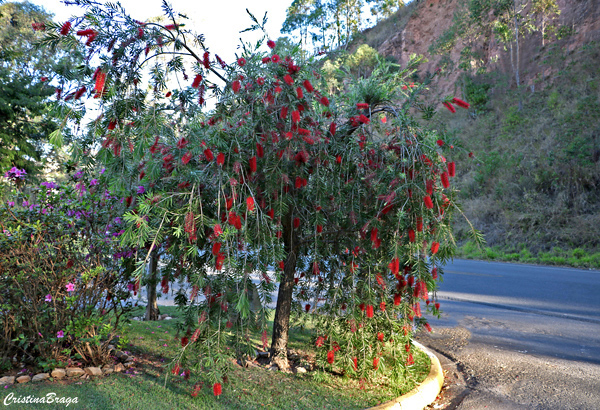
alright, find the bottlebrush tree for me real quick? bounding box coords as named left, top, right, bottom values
left=43, top=0, right=481, bottom=395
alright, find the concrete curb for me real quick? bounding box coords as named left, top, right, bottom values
left=367, top=340, right=444, bottom=410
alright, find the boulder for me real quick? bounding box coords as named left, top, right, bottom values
left=32, top=373, right=49, bottom=382
left=102, top=365, right=114, bottom=375
left=16, top=375, right=31, bottom=383
left=66, top=367, right=85, bottom=377
left=84, top=367, right=103, bottom=376
left=0, top=376, right=15, bottom=385
left=114, top=363, right=125, bottom=373
left=51, top=368, right=66, bottom=379
left=295, top=366, right=307, bottom=374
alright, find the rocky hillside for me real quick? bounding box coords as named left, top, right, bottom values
left=357, top=0, right=600, bottom=254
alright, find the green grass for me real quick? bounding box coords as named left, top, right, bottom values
left=457, top=241, right=600, bottom=269
left=3, top=307, right=431, bottom=409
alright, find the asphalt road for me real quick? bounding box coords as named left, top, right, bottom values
left=421, top=259, right=600, bottom=409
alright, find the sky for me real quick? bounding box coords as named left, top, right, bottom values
left=27, top=0, right=291, bottom=61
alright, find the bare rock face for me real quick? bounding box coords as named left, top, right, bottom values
left=84, top=367, right=103, bottom=376
left=32, top=373, right=49, bottom=382
left=51, top=368, right=66, bottom=379
left=16, top=375, right=31, bottom=383
left=0, top=376, right=15, bottom=385
left=66, top=367, right=85, bottom=377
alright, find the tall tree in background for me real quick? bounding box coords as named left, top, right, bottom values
left=367, top=0, right=405, bottom=20
left=0, top=1, right=84, bottom=175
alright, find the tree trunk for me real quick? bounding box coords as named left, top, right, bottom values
left=144, top=250, right=160, bottom=321
left=270, top=211, right=299, bottom=371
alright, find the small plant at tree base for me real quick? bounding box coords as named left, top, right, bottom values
left=44, top=1, right=481, bottom=397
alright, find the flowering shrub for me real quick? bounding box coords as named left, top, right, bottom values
left=0, top=168, right=135, bottom=370
left=44, top=2, right=480, bottom=396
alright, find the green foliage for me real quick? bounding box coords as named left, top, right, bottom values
left=0, top=169, right=134, bottom=370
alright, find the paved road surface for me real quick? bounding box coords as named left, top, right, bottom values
left=421, top=259, right=600, bottom=409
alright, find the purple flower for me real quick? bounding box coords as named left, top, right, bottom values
left=7, top=201, right=15, bottom=207
left=90, top=179, right=99, bottom=186
left=4, top=167, right=27, bottom=179
left=45, top=294, right=52, bottom=302
left=100, top=167, right=106, bottom=175
left=74, top=169, right=84, bottom=179
left=66, top=282, right=75, bottom=292
left=57, top=330, right=64, bottom=338
left=127, top=283, right=134, bottom=291
left=41, top=181, right=58, bottom=190
left=22, top=200, right=29, bottom=207
left=136, top=186, right=145, bottom=194
left=3, top=230, right=11, bottom=236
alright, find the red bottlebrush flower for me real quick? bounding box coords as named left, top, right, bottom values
left=435, top=302, right=440, bottom=310
left=327, top=350, right=335, bottom=364
left=303, top=79, right=314, bottom=92
left=316, top=224, right=323, bottom=233
left=437, top=139, right=444, bottom=147
left=283, top=74, right=293, bottom=85
left=177, top=137, right=189, bottom=149
left=293, top=217, right=300, bottom=229
left=212, top=242, right=221, bottom=256
left=246, top=197, right=255, bottom=212
left=336, top=155, right=341, bottom=164
left=202, top=51, right=210, bottom=68
left=74, top=86, right=86, bottom=99
left=452, top=97, right=470, bottom=109
left=394, top=293, right=402, bottom=306
left=424, top=323, right=432, bottom=332
left=213, top=382, right=222, bottom=397
left=59, top=21, right=71, bottom=35
left=108, top=120, right=117, bottom=130
left=279, top=261, right=285, bottom=270
left=407, top=353, right=414, bottom=365
left=261, top=56, right=271, bottom=64
left=312, top=261, right=320, bottom=276
left=267, top=39, right=276, bottom=49
left=94, top=71, right=106, bottom=93
left=181, top=336, right=189, bottom=347
left=468, top=152, right=474, bottom=158
left=280, top=106, right=288, bottom=119
left=424, top=196, right=434, bottom=209
left=237, top=57, right=246, bottom=67
left=442, top=101, right=456, bottom=113
left=294, top=150, right=309, bottom=164
left=320, top=96, right=330, bottom=107
left=165, top=91, right=172, bottom=97
left=448, top=161, right=456, bottom=177
left=215, top=54, right=227, bottom=68
left=315, top=336, right=325, bottom=347
left=256, top=77, right=265, bottom=86
left=426, top=179, right=434, bottom=195
left=302, top=136, right=315, bottom=145
left=232, top=80, right=241, bottom=93
left=373, top=357, right=379, bottom=370
left=296, top=87, right=303, bottom=99
left=441, top=172, right=450, bottom=188
left=305, top=303, right=311, bottom=313
left=431, top=267, right=438, bottom=279
left=76, top=29, right=95, bottom=36
left=408, top=228, right=416, bottom=243
left=371, top=227, right=378, bottom=242
left=213, top=224, right=223, bottom=237
left=431, top=242, right=440, bottom=255
left=204, top=148, right=214, bottom=161
left=376, top=274, right=385, bottom=288
left=267, top=209, right=275, bottom=219
left=380, top=302, right=386, bottom=312
left=356, top=103, right=369, bottom=109
left=388, top=257, right=399, bottom=275
left=377, top=332, right=384, bottom=342
left=256, top=143, right=264, bottom=158
left=358, top=114, right=370, bottom=124
left=366, top=304, right=374, bottom=318
left=216, top=152, right=225, bottom=166
left=329, top=122, right=337, bottom=136
left=291, top=110, right=300, bottom=123
left=249, top=156, right=257, bottom=174
left=353, top=357, right=358, bottom=371
left=172, top=363, right=180, bottom=375
left=191, top=74, right=203, bottom=88
left=271, top=54, right=280, bottom=63
left=416, top=217, right=423, bottom=232
left=32, top=22, right=46, bottom=31
left=164, top=24, right=178, bottom=30
left=182, top=152, right=192, bottom=164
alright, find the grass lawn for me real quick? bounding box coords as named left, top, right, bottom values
left=2, top=306, right=430, bottom=409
